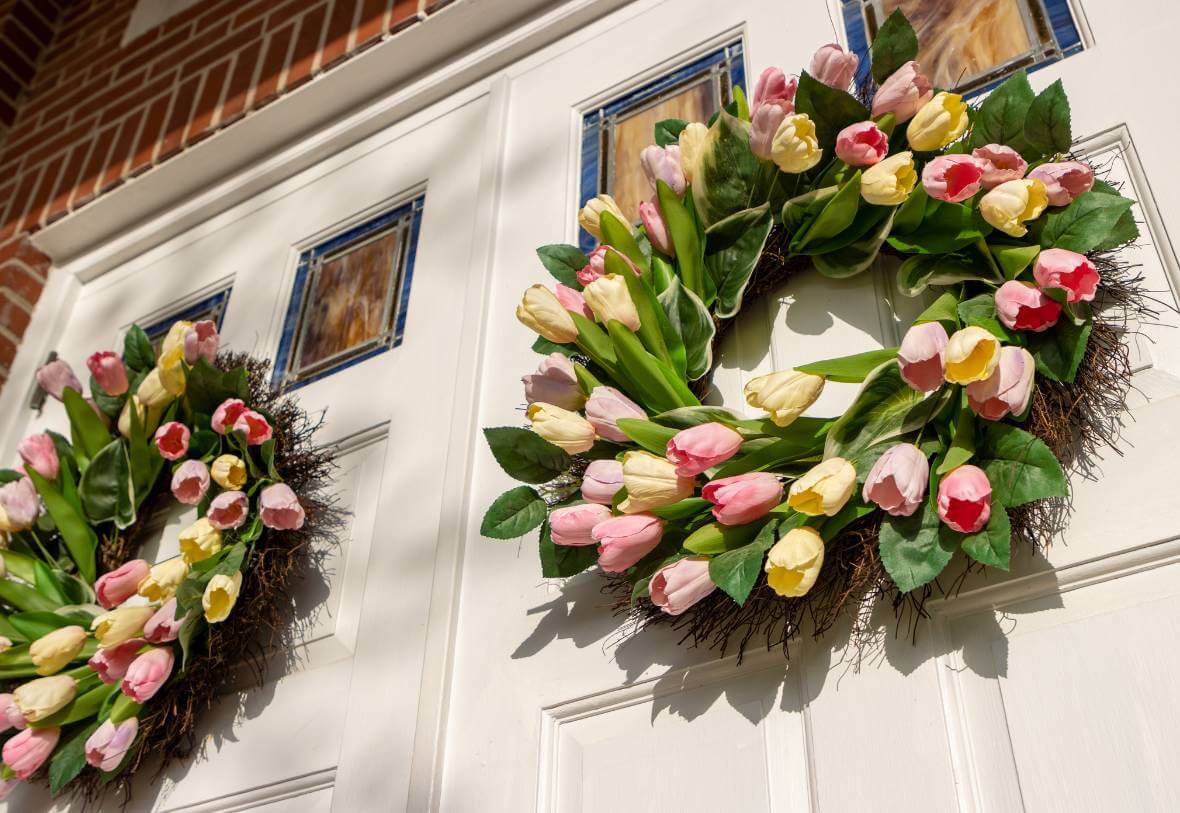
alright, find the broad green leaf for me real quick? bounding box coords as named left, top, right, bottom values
left=658, top=277, right=716, bottom=380
left=650, top=498, right=712, bottom=520
left=49, top=720, right=102, bottom=793
left=122, top=325, right=155, bottom=373
left=538, top=520, right=598, bottom=578
left=78, top=439, right=130, bottom=524
left=886, top=202, right=991, bottom=254
left=971, top=70, right=1034, bottom=151
left=878, top=500, right=957, bottom=592
left=532, top=336, right=576, bottom=357
left=825, top=362, right=951, bottom=459
left=1040, top=191, right=1135, bottom=254
left=1089, top=180, right=1139, bottom=250
left=599, top=211, right=649, bottom=272
left=657, top=181, right=710, bottom=304
left=684, top=521, right=764, bottom=555
left=655, top=118, right=688, bottom=147
left=690, top=111, right=762, bottom=228
left=992, top=243, right=1041, bottom=279
left=706, top=206, right=772, bottom=318
left=1026, top=314, right=1091, bottom=382
left=705, top=204, right=770, bottom=254
left=0, top=549, right=37, bottom=583
left=961, top=506, right=1012, bottom=570
left=8, top=611, right=81, bottom=639
left=796, top=347, right=899, bottom=383
left=977, top=423, right=1068, bottom=507
left=793, top=172, right=862, bottom=251
left=611, top=253, right=675, bottom=371
left=1023, top=79, right=1071, bottom=158
left=483, top=427, right=571, bottom=484
left=32, top=560, right=69, bottom=605
left=651, top=405, right=768, bottom=432
left=937, top=406, right=976, bottom=475
left=711, top=432, right=825, bottom=479
left=607, top=320, right=697, bottom=412
left=26, top=467, right=97, bottom=584
left=34, top=681, right=118, bottom=730
left=536, top=244, right=589, bottom=288
left=794, top=71, right=870, bottom=155
left=892, top=184, right=929, bottom=234
left=812, top=209, right=895, bottom=278
left=481, top=486, right=547, bottom=539
left=0, top=582, right=61, bottom=614
left=870, top=9, right=919, bottom=82
left=89, top=375, right=123, bottom=419
left=615, top=418, right=677, bottom=456
left=62, top=387, right=112, bottom=461
left=957, top=293, right=1014, bottom=341
left=177, top=612, right=205, bottom=672
left=184, top=359, right=250, bottom=418
left=897, top=254, right=994, bottom=297
left=708, top=520, right=779, bottom=605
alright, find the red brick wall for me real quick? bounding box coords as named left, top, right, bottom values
left=0, top=0, right=461, bottom=390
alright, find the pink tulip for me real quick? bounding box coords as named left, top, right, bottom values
left=207, top=490, right=249, bottom=530
left=862, top=443, right=929, bottom=517
left=972, top=144, right=1028, bottom=189
left=122, top=647, right=174, bottom=702
left=835, top=121, right=888, bottom=167
left=171, top=459, right=210, bottom=505
left=35, top=359, right=82, bottom=402
left=88, top=638, right=147, bottom=684
left=232, top=409, right=272, bottom=445
left=95, top=560, right=150, bottom=609
left=18, top=433, right=58, bottom=480
left=922, top=154, right=986, bottom=203
left=584, top=386, right=645, bottom=442
left=211, top=398, right=247, bottom=434
left=549, top=503, right=612, bottom=546
left=650, top=557, right=717, bottom=615
left=523, top=353, right=584, bottom=411
left=554, top=283, right=593, bottom=319
left=937, top=465, right=992, bottom=533
left=183, top=319, right=220, bottom=365
left=576, top=246, right=638, bottom=287
left=701, top=472, right=783, bottom=526
left=0, top=694, right=25, bottom=732
left=809, top=43, right=858, bottom=90
left=153, top=421, right=191, bottom=461
left=749, top=104, right=786, bottom=161
left=0, top=477, right=39, bottom=531
left=639, top=144, right=685, bottom=196
left=871, top=61, right=933, bottom=122
left=666, top=422, right=744, bottom=477
left=85, top=717, right=138, bottom=772
left=967, top=346, right=1035, bottom=421
left=259, top=483, right=306, bottom=530
left=581, top=459, right=624, bottom=505
left=995, top=280, right=1061, bottom=332
left=2, top=726, right=59, bottom=779
left=1033, top=248, right=1099, bottom=303
left=86, top=351, right=129, bottom=396
left=639, top=201, right=674, bottom=256
left=898, top=322, right=949, bottom=392
left=1027, top=161, right=1094, bottom=206
left=144, top=599, right=186, bottom=644
left=751, top=67, right=797, bottom=116
left=592, top=514, right=664, bottom=572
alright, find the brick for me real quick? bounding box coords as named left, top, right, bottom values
left=185, top=58, right=232, bottom=142
left=70, top=120, right=118, bottom=207
left=219, top=41, right=262, bottom=125
left=97, top=69, right=177, bottom=127
left=0, top=293, right=32, bottom=337
left=179, top=18, right=262, bottom=76
left=0, top=96, right=14, bottom=127
left=156, top=74, right=200, bottom=157
left=0, top=64, right=19, bottom=99
left=99, top=108, right=143, bottom=193
left=320, top=0, right=358, bottom=67
left=252, top=22, right=295, bottom=106
left=0, top=169, right=39, bottom=240
left=11, top=235, right=49, bottom=279
left=147, top=19, right=231, bottom=79
left=0, top=261, right=47, bottom=304
left=4, top=17, right=43, bottom=63
left=0, top=331, right=17, bottom=368
left=128, top=92, right=171, bottom=175
left=354, top=0, right=387, bottom=47
left=11, top=2, right=51, bottom=46
left=286, top=5, right=328, bottom=90
left=44, top=139, right=91, bottom=222
left=391, top=0, right=418, bottom=31
left=0, top=46, right=34, bottom=84
left=25, top=152, right=64, bottom=228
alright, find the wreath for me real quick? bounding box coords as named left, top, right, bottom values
left=483, top=12, right=1147, bottom=659
left=0, top=319, right=338, bottom=804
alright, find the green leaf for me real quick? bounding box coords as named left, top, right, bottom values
left=825, top=363, right=951, bottom=459
left=886, top=202, right=991, bottom=254
left=794, top=71, right=870, bottom=155
left=89, top=376, right=123, bottom=419
left=793, top=172, right=862, bottom=251
left=961, top=506, right=1011, bottom=570
left=705, top=206, right=772, bottom=318
left=599, top=211, right=649, bottom=272
left=937, top=406, right=976, bottom=475
left=184, top=359, right=249, bottom=418
left=870, top=9, right=919, bottom=83
left=976, top=423, right=1068, bottom=507
left=49, top=720, right=102, bottom=794
left=615, top=418, right=677, bottom=455
left=650, top=405, right=767, bottom=431
left=649, top=498, right=712, bottom=520
left=1026, top=314, right=1091, bottom=382
left=177, top=613, right=205, bottom=672
left=538, top=520, right=598, bottom=578
left=812, top=209, right=896, bottom=279
left=657, top=181, right=709, bottom=304
left=35, top=681, right=118, bottom=729
left=0, top=580, right=61, bottom=614
left=655, top=118, right=688, bottom=147
left=536, top=244, right=589, bottom=288
left=892, top=184, right=929, bottom=234
left=957, top=293, right=1014, bottom=341
left=878, top=500, right=958, bottom=592
left=122, top=325, right=155, bottom=372
left=532, top=336, right=576, bottom=357
left=480, top=486, right=547, bottom=539
left=0, top=549, right=38, bottom=583
left=684, top=521, right=764, bottom=555
left=607, top=320, right=697, bottom=412
left=26, top=466, right=97, bottom=584
left=32, top=560, right=69, bottom=605
left=1088, top=181, right=1139, bottom=250
left=709, top=520, right=779, bottom=605
left=992, top=244, right=1041, bottom=280
left=1040, top=191, right=1135, bottom=254
left=78, top=439, right=130, bottom=524
left=62, top=388, right=112, bottom=461
left=483, top=427, right=571, bottom=485
left=690, top=111, right=762, bottom=228
left=658, top=277, right=716, bottom=380
left=796, top=347, right=899, bottom=383
left=897, top=254, right=995, bottom=297
left=712, top=432, right=826, bottom=479
left=971, top=70, right=1034, bottom=151
left=1023, top=79, right=1071, bottom=158
left=8, top=611, right=81, bottom=639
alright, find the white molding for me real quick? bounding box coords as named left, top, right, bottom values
left=159, top=768, right=335, bottom=813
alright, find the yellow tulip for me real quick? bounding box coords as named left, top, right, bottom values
left=577, top=194, right=629, bottom=241
left=91, top=606, right=155, bottom=649
left=29, top=626, right=87, bottom=676
left=203, top=572, right=242, bottom=623
left=906, top=92, right=969, bottom=151
left=582, top=274, right=640, bottom=332
left=136, top=368, right=174, bottom=409
left=117, top=395, right=145, bottom=439
left=516, top=285, right=579, bottom=344
left=980, top=178, right=1049, bottom=237
left=944, top=326, right=1001, bottom=384
left=770, top=114, right=823, bottom=173
left=861, top=151, right=917, bottom=206
left=744, top=370, right=825, bottom=427
left=158, top=345, right=186, bottom=396
left=160, top=320, right=192, bottom=359
left=526, top=403, right=596, bottom=454
left=210, top=454, right=248, bottom=489
left=14, top=675, right=76, bottom=722
left=179, top=517, right=223, bottom=564
left=678, top=122, right=709, bottom=184
left=765, top=526, right=825, bottom=597
left=619, top=450, right=695, bottom=514
left=137, top=558, right=190, bottom=602
left=787, top=457, right=857, bottom=516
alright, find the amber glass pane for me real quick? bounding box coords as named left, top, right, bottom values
left=883, top=0, right=1034, bottom=90
left=609, top=80, right=715, bottom=223
left=297, top=229, right=400, bottom=372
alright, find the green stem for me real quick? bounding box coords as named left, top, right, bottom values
left=975, top=239, right=1003, bottom=282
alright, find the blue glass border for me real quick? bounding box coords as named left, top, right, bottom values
left=272, top=194, right=426, bottom=391
left=840, top=0, right=1083, bottom=96
left=578, top=41, right=746, bottom=254
left=142, top=287, right=233, bottom=344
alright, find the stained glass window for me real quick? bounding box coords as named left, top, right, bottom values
left=579, top=43, right=745, bottom=252
left=274, top=194, right=424, bottom=390
left=142, top=286, right=232, bottom=353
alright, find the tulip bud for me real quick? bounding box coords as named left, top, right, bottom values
left=85, top=717, right=138, bottom=772
left=787, top=458, right=857, bottom=516
left=210, top=454, right=248, bottom=489
left=18, top=433, right=59, bottom=480
left=581, top=459, right=624, bottom=505
left=666, top=422, right=744, bottom=477
left=835, top=121, right=888, bottom=167
left=259, top=483, right=306, bottom=531
left=179, top=517, right=223, bottom=564
left=122, top=647, right=174, bottom=702
left=592, top=514, right=664, bottom=572
left=95, top=559, right=150, bottom=609
left=211, top=398, right=247, bottom=435
left=203, top=571, right=243, bottom=623
left=157, top=345, right=186, bottom=396
left=35, top=359, right=82, bottom=402
left=577, top=246, right=609, bottom=286
left=153, top=421, right=190, bottom=461
left=937, top=465, right=992, bottom=533
left=137, top=558, right=190, bottom=602
left=87, top=351, right=129, bottom=396
left=29, top=626, right=87, bottom=676
left=980, top=178, right=1049, bottom=237
left=88, top=638, right=146, bottom=683
left=862, top=443, right=929, bottom=517
left=995, top=280, right=1061, bottom=332
left=702, top=472, right=783, bottom=525
left=743, top=370, right=825, bottom=427
left=898, top=321, right=949, bottom=392
left=516, top=285, right=579, bottom=344
left=144, top=599, right=186, bottom=644
left=808, top=43, right=858, bottom=90
left=921, top=154, right=986, bottom=203
left=765, top=526, right=824, bottom=597
left=906, top=92, right=969, bottom=151
left=770, top=113, right=823, bottom=173
left=1027, top=161, right=1094, bottom=206
left=0, top=477, right=40, bottom=533
left=160, top=320, right=191, bottom=360
left=549, top=503, right=612, bottom=546
left=584, top=385, right=645, bottom=442
left=639, top=201, right=675, bottom=257
left=171, top=459, right=211, bottom=505
left=582, top=274, right=641, bottom=332
left=619, top=451, right=695, bottom=514
left=0, top=694, right=24, bottom=733
left=183, top=319, right=220, bottom=365
left=207, top=490, right=249, bottom=530
left=943, top=326, right=1001, bottom=384
left=578, top=194, right=629, bottom=241
left=752, top=67, right=797, bottom=116
left=14, top=675, right=76, bottom=722
left=232, top=409, right=272, bottom=445
left=639, top=144, right=686, bottom=196
left=523, top=353, right=583, bottom=412
left=967, top=346, right=1036, bottom=421
left=2, top=726, right=60, bottom=779
left=972, top=144, right=1028, bottom=189
left=1033, top=248, right=1099, bottom=303
left=650, top=557, right=716, bottom=615
left=552, top=283, right=591, bottom=320
left=92, top=606, right=156, bottom=648
left=527, top=402, right=596, bottom=454
left=861, top=151, right=917, bottom=205
left=678, top=122, right=709, bottom=184
left=136, top=367, right=176, bottom=409
left=749, top=104, right=786, bottom=161
left=871, top=61, right=933, bottom=122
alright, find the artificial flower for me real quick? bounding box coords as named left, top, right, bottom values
left=584, top=386, right=645, bottom=443
left=137, top=558, right=190, bottom=602
left=749, top=104, right=787, bottom=161
left=523, top=353, right=585, bottom=412
left=787, top=458, right=857, bottom=516
left=184, top=319, right=220, bottom=364
left=210, top=454, right=247, bottom=489
left=967, top=346, right=1036, bottom=420
left=666, top=422, right=744, bottom=477
left=922, top=154, right=985, bottom=203
left=943, top=326, right=1001, bottom=384
left=937, top=465, right=992, bottom=533
left=808, top=43, right=858, bottom=89
left=259, top=483, right=306, bottom=530
left=91, top=606, right=155, bottom=649
left=650, top=557, right=716, bottom=616
left=639, top=144, right=685, bottom=195
left=770, top=113, right=823, bottom=173
left=526, top=402, right=596, bottom=454
left=618, top=451, right=694, bottom=513
left=995, top=280, right=1061, bottom=332
left=2, top=726, right=59, bottom=779
left=1033, top=248, right=1100, bottom=303
left=144, top=600, right=185, bottom=644
left=136, top=367, right=175, bottom=409
left=207, top=490, right=249, bottom=530
left=85, top=718, right=138, bottom=772
left=88, top=638, right=146, bottom=684
left=765, top=526, right=824, bottom=597
left=516, top=285, right=579, bottom=344
left=95, top=559, right=151, bottom=609
left=122, top=647, right=174, bottom=703
left=861, top=151, right=917, bottom=205
left=171, top=459, right=211, bottom=505
left=29, top=626, right=87, bottom=676
left=639, top=200, right=674, bottom=256
left=211, top=398, right=247, bottom=434
left=578, top=194, right=629, bottom=241
left=702, top=472, right=783, bottom=525
left=980, top=178, right=1049, bottom=237
left=906, top=92, right=969, bottom=151
left=744, top=369, right=824, bottom=427
left=14, top=675, right=75, bottom=722
left=582, top=273, right=641, bottom=331
left=678, top=122, right=709, bottom=184
left=871, top=60, right=933, bottom=122
left=898, top=321, right=949, bottom=391
left=35, top=359, right=81, bottom=401
left=751, top=67, right=797, bottom=116
left=18, top=432, right=58, bottom=480
left=0, top=694, right=24, bottom=732
left=0, top=477, right=39, bottom=533
left=86, top=351, right=128, bottom=396
left=835, top=121, right=888, bottom=166
left=862, top=443, right=929, bottom=517
left=179, top=517, right=222, bottom=564
left=1027, top=161, right=1094, bottom=206
left=153, top=421, right=191, bottom=461
left=203, top=572, right=242, bottom=623
left=549, top=503, right=613, bottom=546
left=581, top=459, right=624, bottom=505
left=232, top=409, right=272, bottom=445
left=554, top=283, right=592, bottom=318
left=592, top=514, right=664, bottom=572
left=972, top=144, right=1028, bottom=188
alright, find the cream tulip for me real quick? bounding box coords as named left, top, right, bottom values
left=769, top=114, right=823, bottom=173
left=29, top=626, right=87, bottom=676
left=577, top=194, right=629, bottom=241
left=516, top=285, right=579, bottom=344
left=765, top=526, right=825, bottom=597
left=944, top=326, right=1001, bottom=384
left=91, top=606, right=155, bottom=649
left=787, top=457, right=857, bottom=516
left=13, top=675, right=76, bottom=722
left=582, top=274, right=641, bottom=332
left=179, top=517, right=223, bottom=564
left=117, top=396, right=146, bottom=439
left=137, top=558, right=190, bottom=602
left=526, top=403, right=596, bottom=454
left=861, top=151, right=917, bottom=206
left=203, top=572, right=243, bottom=623
left=906, top=92, right=969, bottom=151
left=210, top=454, right=248, bottom=489
left=678, top=122, right=709, bottom=184
left=160, top=320, right=192, bottom=359
left=744, top=370, right=825, bottom=427
left=618, top=450, right=695, bottom=514
left=136, top=368, right=175, bottom=409
left=980, top=178, right=1049, bottom=238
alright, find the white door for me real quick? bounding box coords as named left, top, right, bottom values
left=443, top=1, right=1180, bottom=811
left=2, top=92, right=494, bottom=810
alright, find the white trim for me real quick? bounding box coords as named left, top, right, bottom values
left=159, top=768, right=336, bottom=813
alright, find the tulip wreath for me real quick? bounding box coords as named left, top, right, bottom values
left=0, top=320, right=338, bottom=803
left=485, top=12, right=1147, bottom=657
